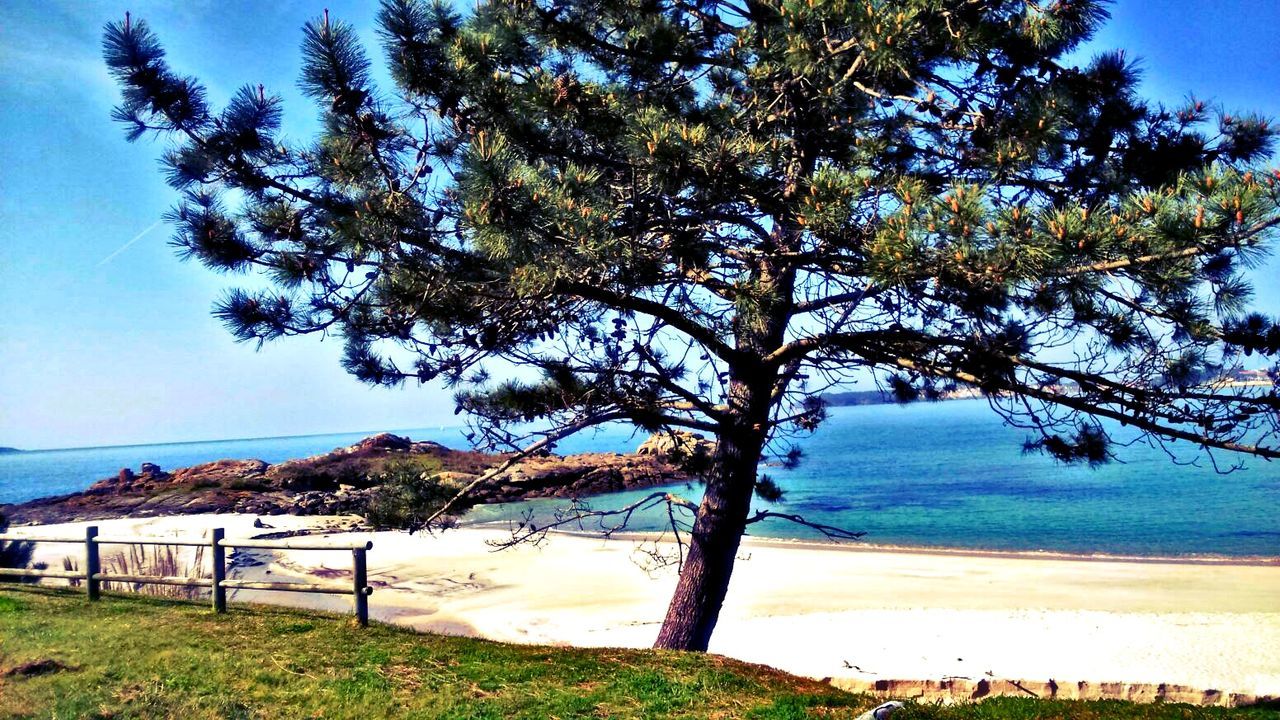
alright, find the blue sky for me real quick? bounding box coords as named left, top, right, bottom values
left=1, top=1, right=1278, bottom=450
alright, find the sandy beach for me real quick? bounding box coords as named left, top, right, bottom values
left=11, top=513, right=1280, bottom=701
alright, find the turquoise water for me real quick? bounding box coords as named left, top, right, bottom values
left=2, top=400, right=1278, bottom=557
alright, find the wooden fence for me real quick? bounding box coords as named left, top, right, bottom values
left=0, top=527, right=373, bottom=625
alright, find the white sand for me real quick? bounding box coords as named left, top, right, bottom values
left=13, top=513, right=1280, bottom=697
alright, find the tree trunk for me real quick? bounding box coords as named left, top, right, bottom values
left=653, top=217, right=797, bottom=651
left=653, top=392, right=766, bottom=651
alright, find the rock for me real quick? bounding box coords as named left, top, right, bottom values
left=636, top=431, right=715, bottom=470
left=139, top=462, right=163, bottom=476
left=435, top=471, right=478, bottom=487
left=830, top=677, right=1270, bottom=707
left=170, top=459, right=269, bottom=484
left=854, top=701, right=904, bottom=720
left=476, top=451, right=687, bottom=502
left=351, top=433, right=413, bottom=452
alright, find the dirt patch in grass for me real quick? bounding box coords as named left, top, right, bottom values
left=3, top=659, right=73, bottom=678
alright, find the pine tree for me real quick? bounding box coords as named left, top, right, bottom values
left=105, top=0, right=1280, bottom=651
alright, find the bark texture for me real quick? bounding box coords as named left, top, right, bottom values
left=652, top=412, right=764, bottom=651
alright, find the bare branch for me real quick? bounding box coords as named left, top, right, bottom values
left=487, top=491, right=698, bottom=549
left=420, top=411, right=631, bottom=529
left=745, top=511, right=867, bottom=541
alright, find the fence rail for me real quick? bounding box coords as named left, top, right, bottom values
left=0, top=526, right=373, bottom=625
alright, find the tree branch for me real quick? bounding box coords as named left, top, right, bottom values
left=1056, top=218, right=1280, bottom=276
left=419, top=410, right=630, bottom=529
left=870, top=353, right=1280, bottom=460
left=560, top=281, right=741, bottom=363
left=744, top=510, right=867, bottom=541
left=488, top=490, right=698, bottom=549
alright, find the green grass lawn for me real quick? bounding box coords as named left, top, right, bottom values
left=0, top=587, right=1276, bottom=720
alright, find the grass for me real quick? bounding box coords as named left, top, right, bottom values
left=0, top=588, right=1277, bottom=720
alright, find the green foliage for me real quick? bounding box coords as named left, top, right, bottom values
left=1023, top=424, right=1110, bottom=467
left=102, top=0, right=1280, bottom=471
left=105, top=0, right=1280, bottom=649
left=455, top=365, right=598, bottom=422
left=362, top=460, right=465, bottom=530
left=272, top=453, right=443, bottom=492
left=754, top=474, right=786, bottom=503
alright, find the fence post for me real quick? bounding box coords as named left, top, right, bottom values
left=85, top=526, right=100, bottom=601
left=210, top=528, right=226, bottom=613
left=353, top=547, right=368, bottom=627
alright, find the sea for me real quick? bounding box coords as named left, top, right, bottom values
left=2, top=399, right=1278, bottom=558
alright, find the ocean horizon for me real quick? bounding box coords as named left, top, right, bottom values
left=0, top=425, right=469, bottom=455
left=3, top=399, right=1278, bottom=558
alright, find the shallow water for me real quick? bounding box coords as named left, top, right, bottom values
left=2, top=400, right=1277, bottom=556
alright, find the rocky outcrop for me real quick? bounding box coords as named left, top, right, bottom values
left=830, top=677, right=1275, bottom=708
left=85, top=459, right=270, bottom=496
left=636, top=430, right=715, bottom=471
left=1, top=432, right=698, bottom=525
left=471, top=451, right=695, bottom=503
left=351, top=432, right=414, bottom=452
